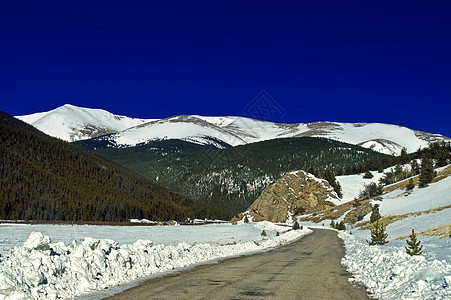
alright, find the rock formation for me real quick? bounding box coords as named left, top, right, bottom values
left=234, top=170, right=341, bottom=223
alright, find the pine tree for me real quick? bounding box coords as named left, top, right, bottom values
left=244, top=216, right=249, bottom=223
left=323, top=169, right=343, bottom=198
left=406, top=178, right=415, bottom=190
left=261, top=229, right=267, bottom=237
left=405, top=229, right=423, bottom=256
left=369, top=204, right=381, bottom=223
left=276, top=231, right=280, bottom=237
left=336, top=221, right=346, bottom=230
left=359, top=182, right=383, bottom=199
left=399, top=147, right=410, bottom=164
left=293, top=221, right=300, bottom=230
left=419, top=156, right=435, bottom=187
left=410, top=160, right=420, bottom=176
left=367, top=220, right=388, bottom=245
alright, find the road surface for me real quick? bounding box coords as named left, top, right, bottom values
left=106, top=229, right=369, bottom=300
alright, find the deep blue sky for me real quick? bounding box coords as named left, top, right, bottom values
left=1, top=0, right=450, bottom=137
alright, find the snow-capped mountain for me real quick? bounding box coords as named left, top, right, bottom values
left=16, top=104, right=450, bottom=155
left=16, top=104, right=154, bottom=142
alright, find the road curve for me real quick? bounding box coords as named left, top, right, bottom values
left=106, top=229, right=369, bottom=300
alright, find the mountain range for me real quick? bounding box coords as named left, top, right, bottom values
left=17, top=104, right=450, bottom=155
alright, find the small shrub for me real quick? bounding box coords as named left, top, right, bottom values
left=293, top=221, right=300, bottom=230
left=261, top=230, right=267, bottom=237
left=359, top=182, right=383, bottom=199
left=363, top=170, right=374, bottom=179
left=244, top=216, right=249, bottom=223
left=276, top=231, right=280, bottom=237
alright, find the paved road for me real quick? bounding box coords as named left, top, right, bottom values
left=106, top=229, right=369, bottom=300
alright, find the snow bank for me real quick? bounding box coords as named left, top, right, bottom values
left=339, top=232, right=451, bottom=299
left=0, top=227, right=311, bottom=299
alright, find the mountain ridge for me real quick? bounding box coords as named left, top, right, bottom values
left=16, top=104, right=450, bottom=155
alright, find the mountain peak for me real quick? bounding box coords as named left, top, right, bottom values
left=16, top=105, right=451, bottom=155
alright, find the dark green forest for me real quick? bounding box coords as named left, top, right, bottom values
left=87, top=137, right=394, bottom=218
left=0, top=111, right=220, bottom=222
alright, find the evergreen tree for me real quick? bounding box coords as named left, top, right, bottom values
left=367, top=220, right=389, bottom=246
left=322, top=169, right=343, bottom=198
left=276, top=231, right=280, bottom=237
left=293, top=221, right=300, bottom=230
left=406, top=178, right=415, bottom=190
left=336, top=221, right=346, bottom=230
left=419, top=156, right=435, bottom=187
left=405, top=229, right=423, bottom=256
left=410, top=160, right=420, bottom=176
left=261, top=229, right=267, bottom=237
left=369, top=204, right=382, bottom=223
left=435, top=145, right=449, bottom=167
left=398, top=147, right=410, bottom=165
left=307, top=167, right=318, bottom=177
left=330, top=220, right=335, bottom=228
left=359, top=182, right=383, bottom=199
left=244, top=216, right=249, bottom=223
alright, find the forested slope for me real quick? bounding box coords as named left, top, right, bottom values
left=0, top=111, right=219, bottom=221
left=89, top=137, right=394, bottom=218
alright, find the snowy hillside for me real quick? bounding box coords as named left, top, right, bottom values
left=17, top=105, right=450, bottom=155
left=16, top=104, right=153, bottom=142
left=298, top=165, right=451, bottom=299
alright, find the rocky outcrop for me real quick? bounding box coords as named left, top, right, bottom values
left=234, top=170, right=341, bottom=223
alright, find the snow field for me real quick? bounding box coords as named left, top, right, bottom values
left=0, top=225, right=311, bottom=300
left=339, top=232, right=451, bottom=300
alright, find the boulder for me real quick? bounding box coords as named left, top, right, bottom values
left=235, top=170, right=341, bottom=223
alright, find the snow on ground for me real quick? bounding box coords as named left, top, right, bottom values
left=351, top=208, right=451, bottom=263
left=337, top=170, right=384, bottom=202
left=0, top=223, right=281, bottom=256
left=0, top=223, right=311, bottom=300
left=379, top=175, right=451, bottom=216
left=339, top=232, right=451, bottom=300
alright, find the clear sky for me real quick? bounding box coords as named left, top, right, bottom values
left=1, top=0, right=450, bottom=137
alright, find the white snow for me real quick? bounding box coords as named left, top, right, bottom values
left=0, top=223, right=311, bottom=299
left=339, top=231, right=451, bottom=300
left=16, top=104, right=153, bottom=142
left=337, top=171, right=385, bottom=202
left=16, top=105, right=450, bottom=154
left=379, top=175, right=451, bottom=216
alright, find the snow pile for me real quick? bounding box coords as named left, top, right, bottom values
left=339, top=232, right=451, bottom=299
left=252, top=221, right=292, bottom=232
left=0, top=227, right=311, bottom=299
